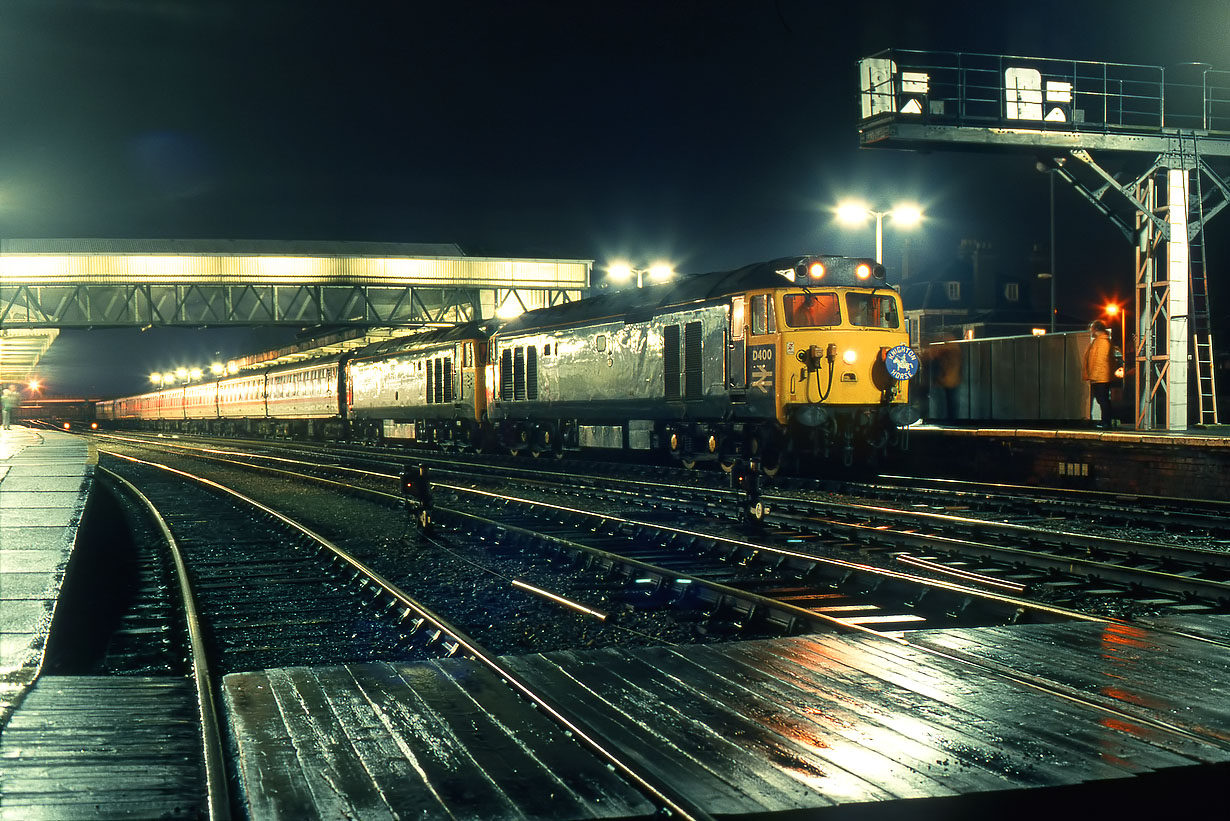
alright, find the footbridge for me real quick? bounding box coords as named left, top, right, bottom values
left=0, top=239, right=592, bottom=383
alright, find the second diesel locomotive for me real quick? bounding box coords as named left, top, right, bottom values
left=97, top=254, right=920, bottom=470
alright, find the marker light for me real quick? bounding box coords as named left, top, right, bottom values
left=648, top=263, right=674, bottom=282
left=608, top=263, right=633, bottom=282
left=856, top=263, right=872, bottom=280
left=842, top=349, right=858, bottom=365
left=62, top=422, right=71, bottom=430
left=90, top=422, right=99, bottom=430
left=808, top=261, right=825, bottom=280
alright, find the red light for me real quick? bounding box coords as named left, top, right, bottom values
left=90, top=422, right=99, bottom=430
left=62, top=422, right=71, bottom=430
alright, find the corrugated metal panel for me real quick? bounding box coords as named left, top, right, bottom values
left=0, top=240, right=592, bottom=289
left=0, top=239, right=466, bottom=257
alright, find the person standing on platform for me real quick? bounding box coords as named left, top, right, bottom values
left=1083, top=320, right=1114, bottom=428
left=932, top=336, right=963, bottom=421
left=1, top=385, right=19, bottom=430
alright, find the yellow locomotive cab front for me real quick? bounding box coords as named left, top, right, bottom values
left=775, top=285, right=917, bottom=433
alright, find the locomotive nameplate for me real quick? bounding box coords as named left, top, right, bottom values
left=748, top=344, right=775, bottom=394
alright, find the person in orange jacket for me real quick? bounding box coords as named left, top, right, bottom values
left=1082, top=320, right=1114, bottom=428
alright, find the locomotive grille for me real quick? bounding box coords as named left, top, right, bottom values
left=664, top=324, right=681, bottom=400
left=500, top=350, right=514, bottom=399
left=526, top=347, right=538, bottom=400
left=514, top=348, right=526, bottom=401
left=684, top=321, right=703, bottom=401
left=443, top=357, right=453, bottom=403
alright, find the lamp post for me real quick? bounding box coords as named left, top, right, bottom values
left=1104, top=302, right=1126, bottom=351
left=836, top=202, right=922, bottom=264
left=1037, top=272, right=1055, bottom=333
left=608, top=262, right=674, bottom=289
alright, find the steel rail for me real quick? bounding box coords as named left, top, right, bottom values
left=97, top=466, right=232, bottom=821
left=763, top=505, right=1230, bottom=603
left=102, top=450, right=716, bottom=821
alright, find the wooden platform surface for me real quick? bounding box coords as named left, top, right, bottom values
left=222, top=618, right=1230, bottom=820
left=0, top=676, right=205, bottom=820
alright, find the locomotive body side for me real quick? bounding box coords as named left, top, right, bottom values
left=489, top=301, right=731, bottom=455
left=348, top=323, right=490, bottom=447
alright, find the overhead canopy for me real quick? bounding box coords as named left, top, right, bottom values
left=0, top=329, right=58, bottom=386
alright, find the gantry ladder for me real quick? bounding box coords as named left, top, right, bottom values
left=1186, top=132, right=1220, bottom=425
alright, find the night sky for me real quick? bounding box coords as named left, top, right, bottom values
left=6, top=0, right=1229, bottom=396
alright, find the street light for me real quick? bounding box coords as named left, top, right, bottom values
left=1104, top=301, right=1127, bottom=351
left=1037, top=272, right=1055, bottom=333
left=608, top=261, right=674, bottom=289
left=836, top=202, right=922, bottom=265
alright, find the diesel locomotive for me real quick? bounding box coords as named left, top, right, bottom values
left=96, top=254, right=920, bottom=470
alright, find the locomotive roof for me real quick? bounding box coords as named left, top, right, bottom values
left=351, top=321, right=493, bottom=359
left=498, top=255, right=889, bottom=332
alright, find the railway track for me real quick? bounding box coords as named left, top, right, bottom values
left=94, top=451, right=733, bottom=819
left=90, top=433, right=1105, bottom=638
left=122, top=433, right=1230, bottom=619
left=34, top=430, right=1230, bottom=818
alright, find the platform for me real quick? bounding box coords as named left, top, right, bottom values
left=903, top=424, right=1230, bottom=500
left=223, top=617, right=1230, bottom=819
left=0, top=426, right=95, bottom=726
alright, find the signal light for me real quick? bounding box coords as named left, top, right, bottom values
left=399, top=463, right=434, bottom=532
left=400, top=464, right=430, bottom=501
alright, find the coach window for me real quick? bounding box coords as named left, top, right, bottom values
left=750, top=294, right=776, bottom=334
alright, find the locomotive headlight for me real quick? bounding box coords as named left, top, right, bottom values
left=856, top=263, right=872, bottom=280
left=842, top=349, right=858, bottom=365
left=808, top=261, right=826, bottom=280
